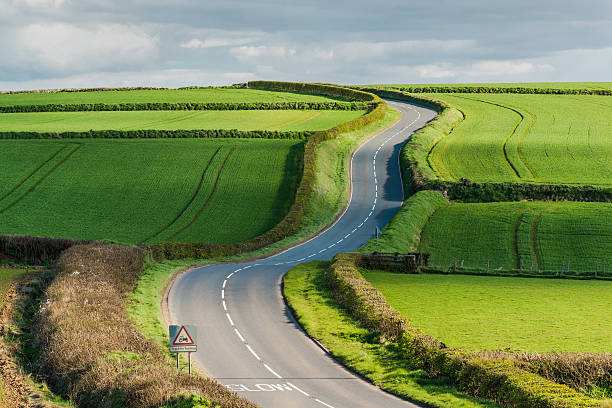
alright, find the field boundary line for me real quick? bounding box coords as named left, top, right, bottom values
left=143, top=146, right=224, bottom=243
left=168, top=146, right=236, bottom=240
left=0, top=143, right=82, bottom=215
left=0, top=144, right=69, bottom=203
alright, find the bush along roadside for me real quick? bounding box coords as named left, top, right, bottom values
left=0, top=128, right=311, bottom=140
left=151, top=81, right=387, bottom=260
left=35, top=243, right=256, bottom=408
left=363, top=88, right=612, bottom=203
left=0, top=101, right=371, bottom=113
left=325, top=253, right=602, bottom=408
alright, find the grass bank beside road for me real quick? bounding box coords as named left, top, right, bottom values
left=283, top=261, right=500, bottom=408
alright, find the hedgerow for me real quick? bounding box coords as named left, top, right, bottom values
left=0, top=101, right=370, bottom=113
left=382, top=85, right=612, bottom=96
left=35, top=244, right=256, bottom=408
left=325, top=253, right=601, bottom=408
left=0, top=128, right=310, bottom=140
left=0, top=234, right=91, bottom=265
left=151, top=81, right=387, bottom=260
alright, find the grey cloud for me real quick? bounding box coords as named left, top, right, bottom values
left=1, top=0, right=611, bottom=89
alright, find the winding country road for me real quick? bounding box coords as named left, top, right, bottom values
left=168, top=99, right=437, bottom=408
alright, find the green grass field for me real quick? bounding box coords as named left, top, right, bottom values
left=282, top=261, right=499, bottom=408
left=0, top=139, right=302, bottom=244
left=418, top=93, right=612, bottom=186
left=0, top=88, right=349, bottom=106
left=0, top=110, right=364, bottom=132
left=362, top=272, right=612, bottom=353
left=376, top=82, right=612, bottom=90
left=418, top=201, right=612, bottom=273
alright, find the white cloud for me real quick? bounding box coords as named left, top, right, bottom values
left=0, top=69, right=257, bottom=91
left=180, top=37, right=255, bottom=49
left=332, top=39, right=477, bottom=61
left=5, top=23, right=159, bottom=75
left=11, top=0, right=67, bottom=7
left=417, top=65, right=456, bottom=79
left=230, top=45, right=296, bottom=59
left=469, top=60, right=554, bottom=76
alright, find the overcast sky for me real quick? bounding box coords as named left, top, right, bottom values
left=1, top=0, right=611, bottom=90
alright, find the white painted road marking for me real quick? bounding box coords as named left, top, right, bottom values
left=316, top=398, right=336, bottom=408
left=287, top=382, right=309, bottom=396
left=264, top=363, right=283, bottom=379
left=234, top=328, right=245, bottom=342
left=226, top=313, right=234, bottom=326
left=246, top=344, right=260, bottom=360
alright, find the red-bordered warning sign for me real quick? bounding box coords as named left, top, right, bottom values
left=172, top=325, right=195, bottom=345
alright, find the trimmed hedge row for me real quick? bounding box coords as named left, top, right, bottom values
left=431, top=180, right=612, bottom=203
left=385, top=85, right=612, bottom=96
left=326, top=253, right=601, bottom=408
left=0, top=128, right=311, bottom=140
left=0, top=234, right=92, bottom=264
left=366, top=88, right=612, bottom=203
left=0, top=101, right=371, bottom=113
left=151, top=81, right=387, bottom=260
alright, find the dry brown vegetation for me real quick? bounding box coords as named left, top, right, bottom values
left=35, top=244, right=257, bottom=408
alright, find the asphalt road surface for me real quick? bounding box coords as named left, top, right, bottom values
left=168, top=99, right=437, bottom=408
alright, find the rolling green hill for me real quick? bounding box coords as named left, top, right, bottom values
left=420, top=93, right=612, bottom=186
left=0, top=139, right=302, bottom=244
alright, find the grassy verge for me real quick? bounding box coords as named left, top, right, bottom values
left=282, top=261, right=500, bottom=408
left=128, top=108, right=402, bottom=357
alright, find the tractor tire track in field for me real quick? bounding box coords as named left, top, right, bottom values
left=0, top=143, right=82, bottom=215
left=0, top=144, right=69, bottom=203
left=168, top=146, right=236, bottom=240
left=531, top=211, right=544, bottom=271
left=455, top=95, right=536, bottom=181
left=512, top=212, right=526, bottom=270
left=143, top=145, right=224, bottom=243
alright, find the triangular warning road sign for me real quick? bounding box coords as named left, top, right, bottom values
left=172, top=325, right=195, bottom=345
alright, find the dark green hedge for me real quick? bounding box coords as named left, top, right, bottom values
left=431, top=180, right=612, bottom=203
left=0, top=129, right=311, bottom=140
left=0, top=101, right=371, bottom=113
left=326, top=253, right=600, bottom=408
left=151, top=81, right=387, bottom=260
left=384, top=85, right=612, bottom=96
left=0, top=234, right=93, bottom=264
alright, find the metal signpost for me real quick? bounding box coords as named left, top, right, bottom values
left=169, top=324, right=197, bottom=375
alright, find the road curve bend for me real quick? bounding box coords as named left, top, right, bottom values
left=168, top=100, right=437, bottom=408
